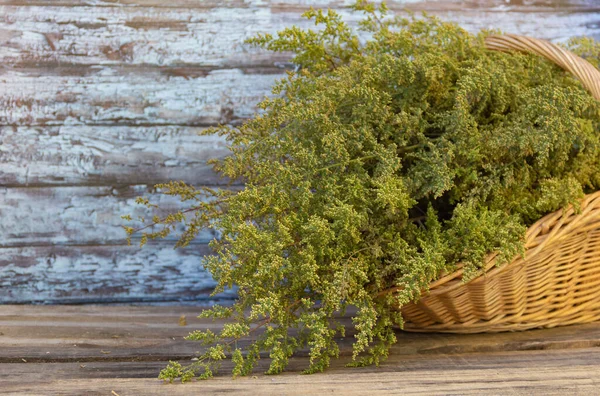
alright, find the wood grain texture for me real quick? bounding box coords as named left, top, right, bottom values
left=0, top=126, right=231, bottom=187
left=0, top=68, right=280, bottom=126
left=0, top=305, right=599, bottom=394
left=3, top=0, right=600, bottom=303
left=0, top=0, right=598, bottom=71
left=2, top=358, right=598, bottom=396
left=0, top=245, right=233, bottom=303
left=0, top=185, right=222, bottom=246
left=3, top=305, right=600, bottom=360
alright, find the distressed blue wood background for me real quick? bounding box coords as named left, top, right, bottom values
left=1, top=0, right=599, bottom=303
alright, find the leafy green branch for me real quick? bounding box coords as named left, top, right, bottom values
left=124, top=0, right=600, bottom=383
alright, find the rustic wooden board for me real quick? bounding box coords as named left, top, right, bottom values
left=1, top=305, right=600, bottom=395
left=0, top=185, right=221, bottom=246
left=1, top=0, right=598, bottom=71
left=2, top=356, right=599, bottom=396
left=0, top=68, right=280, bottom=126
left=3, top=0, right=600, bottom=303
left=3, top=305, right=600, bottom=361
left=0, top=244, right=231, bottom=303
left=0, top=125, right=231, bottom=187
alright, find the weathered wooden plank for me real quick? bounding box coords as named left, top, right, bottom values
left=2, top=305, right=600, bottom=361
left=0, top=6, right=293, bottom=68
left=1, top=1, right=599, bottom=71
left=0, top=304, right=205, bottom=316
left=0, top=306, right=600, bottom=394
left=0, top=125, right=231, bottom=187
left=0, top=245, right=229, bottom=303
left=2, top=0, right=598, bottom=9
left=0, top=185, right=220, bottom=246
left=0, top=68, right=279, bottom=126
left=2, top=354, right=600, bottom=396
left=0, top=185, right=227, bottom=303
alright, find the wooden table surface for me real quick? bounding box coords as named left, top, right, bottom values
left=1, top=305, right=599, bottom=395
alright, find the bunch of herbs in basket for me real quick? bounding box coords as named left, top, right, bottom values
left=123, top=1, right=600, bottom=382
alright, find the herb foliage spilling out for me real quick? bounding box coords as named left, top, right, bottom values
left=124, top=1, right=600, bottom=382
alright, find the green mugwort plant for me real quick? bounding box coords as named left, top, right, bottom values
left=124, top=1, right=600, bottom=382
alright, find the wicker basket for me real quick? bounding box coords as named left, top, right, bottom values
left=399, top=35, right=600, bottom=333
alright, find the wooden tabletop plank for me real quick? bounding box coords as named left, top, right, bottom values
left=2, top=305, right=600, bottom=360
left=1, top=350, right=599, bottom=395
left=1, top=305, right=600, bottom=394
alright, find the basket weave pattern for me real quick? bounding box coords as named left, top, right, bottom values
left=399, top=35, right=600, bottom=333
left=401, top=191, right=600, bottom=333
